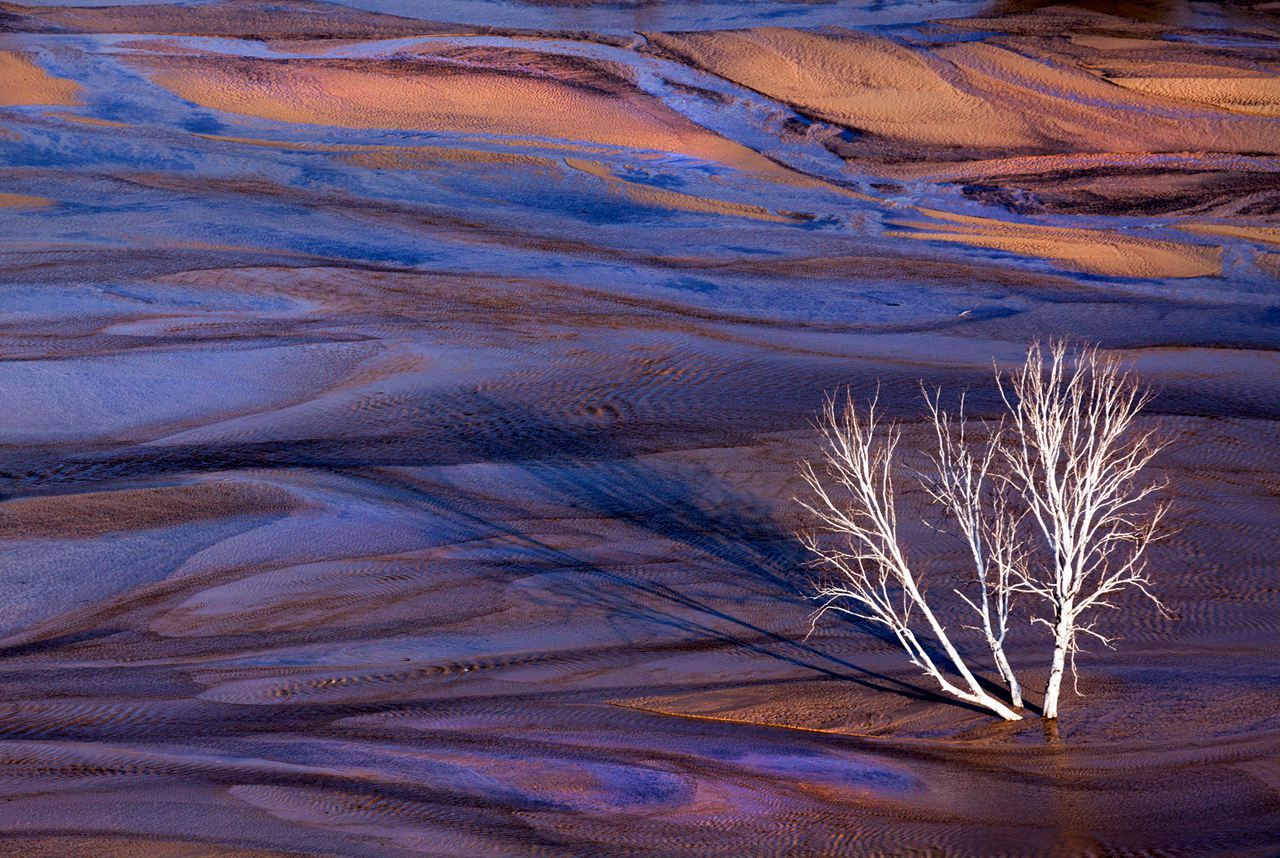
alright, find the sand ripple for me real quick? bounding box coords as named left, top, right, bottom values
left=1, top=1, right=1278, bottom=854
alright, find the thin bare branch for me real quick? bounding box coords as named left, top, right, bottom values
left=996, top=340, right=1171, bottom=718
left=796, top=390, right=1023, bottom=721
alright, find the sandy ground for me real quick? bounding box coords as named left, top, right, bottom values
left=0, top=0, right=1279, bottom=855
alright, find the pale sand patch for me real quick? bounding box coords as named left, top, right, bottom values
left=0, top=192, right=52, bottom=209
left=1110, top=76, right=1280, bottom=116
left=136, top=56, right=781, bottom=172
left=0, top=51, right=82, bottom=107
left=888, top=208, right=1222, bottom=279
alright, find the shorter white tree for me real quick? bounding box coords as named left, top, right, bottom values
left=920, top=390, right=1024, bottom=709
left=997, top=341, right=1170, bottom=719
left=797, top=392, right=1023, bottom=721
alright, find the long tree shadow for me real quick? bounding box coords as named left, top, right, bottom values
left=345, top=394, right=1006, bottom=716
left=3, top=380, right=1012, bottom=716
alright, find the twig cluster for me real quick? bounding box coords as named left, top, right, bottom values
left=797, top=341, right=1170, bottom=720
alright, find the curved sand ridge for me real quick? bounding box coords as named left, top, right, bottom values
left=888, top=207, right=1223, bottom=278
left=133, top=52, right=782, bottom=172
left=649, top=27, right=1280, bottom=157
left=1111, top=75, right=1280, bottom=116
left=651, top=28, right=1030, bottom=151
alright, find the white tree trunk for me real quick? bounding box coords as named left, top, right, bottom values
left=798, top=393, right=1023, bottom=722
left=943, top=681, right=1023, bottom=721
left=993, top=647, right=1022, bottom=709
left=997, top=340, right=1171, bottom=720
left=908, top=582, right=1022, bottom=720
left=898, top=622, right=1023, bottom=721
left=973, top=688, right=1023, bottom=721
left=1043, top=611, right=1072, bottom=719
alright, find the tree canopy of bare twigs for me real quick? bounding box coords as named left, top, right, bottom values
left=797, top=392, right=1023, bottom=721
left=920, top=389, right=1024, bottom=709
left=997, top=341, right=1169, bottom=719
left=796, top=341, right=1170, bottom=721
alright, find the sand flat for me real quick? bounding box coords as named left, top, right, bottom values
left=1, top=1, right=1279, bottom=855
left=653, top=26, right=1280, bottom=158
left=650, top=28, right=1036, bottom=150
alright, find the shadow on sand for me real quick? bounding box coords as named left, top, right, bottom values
left=341, top=396, right=1021, bottom=718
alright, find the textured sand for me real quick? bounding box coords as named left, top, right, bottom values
left=0, top=51, right=81, bottom=106
left=650, top=24, right=1280, bottom=158
left=888, top=208, right=1224, bottom=278
left=136, top=54, right=783, bottom=171
left=1, top=0, right=1279, bottom=855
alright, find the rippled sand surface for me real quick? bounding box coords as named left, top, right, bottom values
left=1, top=0, right=1279, bottom=855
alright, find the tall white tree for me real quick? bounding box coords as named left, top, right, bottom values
left=798, top=392, right=1023, bottom=721
left=997, top=341, right=1170, bottom=719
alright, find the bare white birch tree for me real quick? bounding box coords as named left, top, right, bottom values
left=997, top=341, right=1170, bottom=719
left=920, top=390, right=1024, bottom=708
left=797, top=392, right=1023, bottom=721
